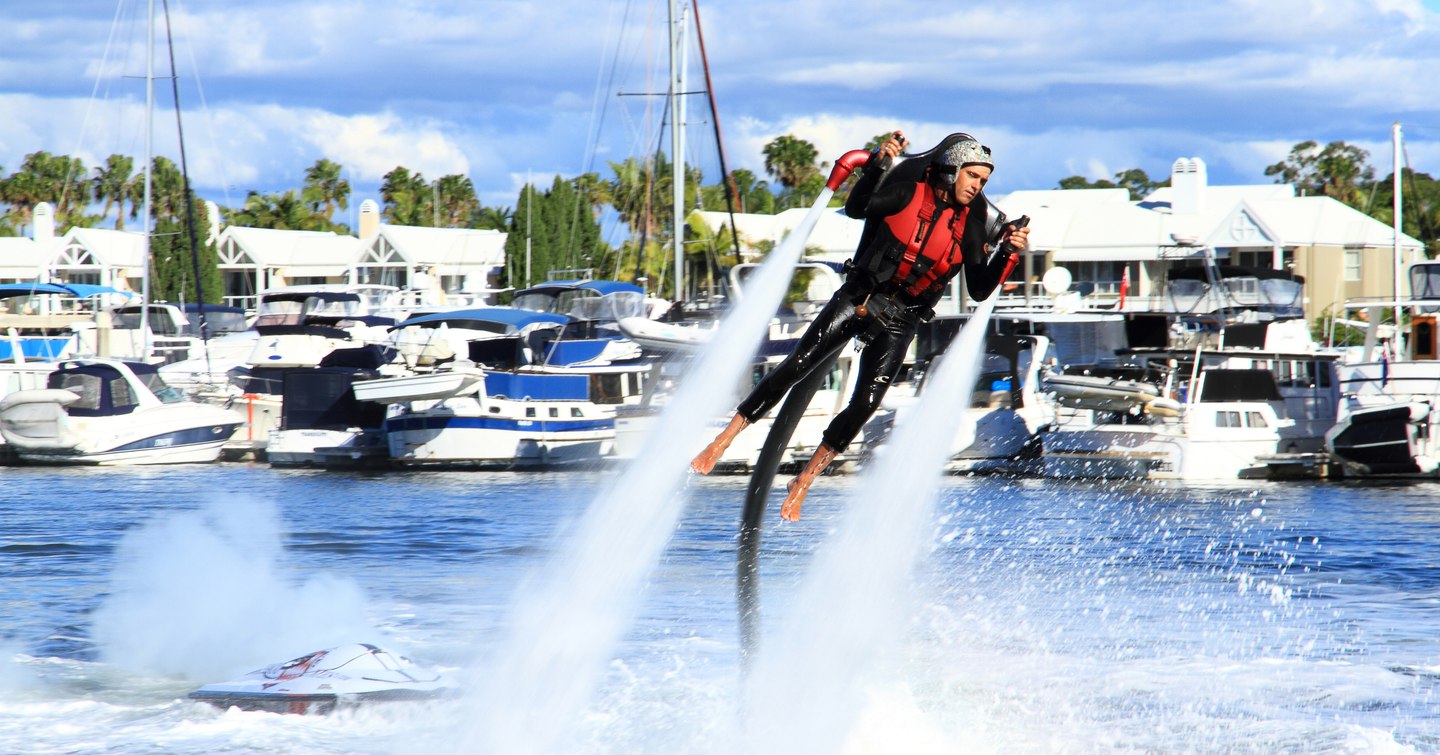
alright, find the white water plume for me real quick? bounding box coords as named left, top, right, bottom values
left=92, top=499, right=377, bottom=682
left=744, top=292, right=1002, bottom=753
left=463, top=190, right=837, bottom=754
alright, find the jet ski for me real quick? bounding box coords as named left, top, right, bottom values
left=188, top=643, right=458, bottom=714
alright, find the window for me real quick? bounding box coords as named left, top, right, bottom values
left=1345, top=249, right=1362, bottom=282
left=549, top=407, right=559, bottom=418
left=571, top=407, right=583, bottom=417
left=1246, top=411, right=1268, bottom=428
left=525, top=407, right=536, bottom=418
left=1217, top=411, right=1241, bottom=428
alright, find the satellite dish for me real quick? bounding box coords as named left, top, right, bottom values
left=1042, top=266, right=1072, bottom=295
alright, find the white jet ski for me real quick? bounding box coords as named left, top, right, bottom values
left=188, top=643, right=457, bottom=714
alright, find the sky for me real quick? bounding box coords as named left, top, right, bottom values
left=4, top=0, right=1440, bottom=232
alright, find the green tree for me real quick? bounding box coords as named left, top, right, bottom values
left=1057, top=169, right=1164, bottom=200
left=92, top=154, right=137, bottom=230
left=150, top=192, right=222, bottom=304
left=433, top=174, right=479, bottom=228
left=1265, top=140, right=1374, bottom=208
left=379, top=166, right=431, bottom=226
left=501, top=176, right=608, bottom=291
left=225, top=190, right=329, bottom=230
left=301, top=158, right=350, bottom=223
left=762, top=134, right=821, bottom=208
left=0, top=151, right=92, bottom=232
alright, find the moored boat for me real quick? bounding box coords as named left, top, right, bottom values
left=0, top=358, right=242, bottom=464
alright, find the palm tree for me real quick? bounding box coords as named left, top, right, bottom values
left=434, top=174, right=479, bottom=228
left=226, top=190, right=327, bottom=230
left=301, top=158, right=350, bottom=222
left=92, top=154, right=136, bottom=229
left=380, top=167, right=430, bottom=226
left=762, top=135, right=820, bottom=193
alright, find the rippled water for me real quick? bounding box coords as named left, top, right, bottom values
left=2, top=465, right=1438, bottom=753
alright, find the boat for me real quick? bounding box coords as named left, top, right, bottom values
left=373, top=307, right=651, bottom=468
left=0, top=358, right=242, bottom=464
left=1040, top=366, right=1293, bottom=479
left=265, top=367, right=389, bottom=467
left=187, top=643, right=457, bottom=715
left=1325, top=262, right=1440, bottom=477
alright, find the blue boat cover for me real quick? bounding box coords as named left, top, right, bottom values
left=396, top=308, right=567, bottom=331
left=483, top=371, right=589, bottom=401
left=517, top=280, right=643, bottom=297
left=0, top=282, right=133, bottom=300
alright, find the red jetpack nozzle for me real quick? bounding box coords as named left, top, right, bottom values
left=825, top=149, right=872, bottom=191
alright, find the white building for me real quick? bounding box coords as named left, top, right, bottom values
left=692, top=158, right=1425, bottom=322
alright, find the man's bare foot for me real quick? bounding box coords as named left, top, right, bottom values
left=780, top=477, right=809, bottom=522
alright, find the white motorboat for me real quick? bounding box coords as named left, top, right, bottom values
left=1041, top=367, right=1292, bottom=479
left=374, top=307, right=651, bottom=468
left=188, top=643, right=457, bottom=715
left=0, top=358, right=242, bottom=464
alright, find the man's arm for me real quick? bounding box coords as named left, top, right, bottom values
left=844, top=130, right=908, bottom=219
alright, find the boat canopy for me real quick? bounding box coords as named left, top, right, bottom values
left=519, top=280, right=643, bottom=297
left=0, top=282, right=133, bottom=300
left=394, top=307, right=567, bottom=333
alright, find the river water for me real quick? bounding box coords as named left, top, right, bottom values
left=1, top=464, right=1437, bottom=753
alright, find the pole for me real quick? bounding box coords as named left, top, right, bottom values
left=1393, top=121, right=1404, bottom=345
left=525, top=173, right=532, bottom=287
left=668, top=0, right=686, bottom=302
left=139, top=0, right=155, bottom=358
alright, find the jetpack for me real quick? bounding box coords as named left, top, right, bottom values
left=735, top=133, right=1027, bottom=664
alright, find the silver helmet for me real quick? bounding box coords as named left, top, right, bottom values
left=931, top=138, right=993, bottom=185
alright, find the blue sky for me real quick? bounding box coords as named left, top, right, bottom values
left=3, top=0, right=1440, bottom=228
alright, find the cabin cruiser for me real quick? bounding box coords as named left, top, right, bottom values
left=264, top=366, right=388, bottom=467
left=367, top=307, right=650, bottom=468
left=0, top=358, right=242, bottom=464
left=188, top=643, right=457, bottom=714
left=1325, top=261, right=1440, bottom=477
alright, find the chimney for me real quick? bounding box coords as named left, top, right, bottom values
left=33, top=202, right=55, bottom=242
left=359, top=199, right=380, bottom=238
left=1169, top=157, right=1207, bottom=215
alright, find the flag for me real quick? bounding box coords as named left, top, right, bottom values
left=1119, top=265, right=1131, bottom=309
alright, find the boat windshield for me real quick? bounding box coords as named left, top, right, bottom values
left=137, top=370, right=186, bottom=403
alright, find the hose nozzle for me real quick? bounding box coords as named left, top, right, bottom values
left=825, top=149, right=872, bottom=191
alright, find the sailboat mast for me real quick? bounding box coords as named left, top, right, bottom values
left=668, top=0, right=687, bottom=302
left=139, top=0, right=155, bottom=356
left=1393, top=121, right=1404, bottom=337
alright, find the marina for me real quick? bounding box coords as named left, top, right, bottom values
left=5, top=2, right=1440, bottom=752
left=2, top=466, right=1439, bottom=752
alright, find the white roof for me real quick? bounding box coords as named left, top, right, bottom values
left=371, top=225, right=506, bottom=267
left=0, top=237, right=57, bottom=278
left=996, top=181, right=1422, bottom=261
left=60, top=227, right=147, bottom=267
left=220, top=227, right=358, bottom=267
left=691, top=207, right=863, bottom=258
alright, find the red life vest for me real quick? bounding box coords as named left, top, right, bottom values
left=882, top=181, right=970, bottom=298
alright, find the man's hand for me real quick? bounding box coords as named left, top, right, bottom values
left=878, top=130, right=907, bottom=161
left=1005, top=224, right=1031, bottom=252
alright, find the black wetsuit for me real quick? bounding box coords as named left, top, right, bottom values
left=734, top=156, right=1013, bottom=453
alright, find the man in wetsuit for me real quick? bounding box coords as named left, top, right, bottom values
left=690, top=130, right=1030, bottom=520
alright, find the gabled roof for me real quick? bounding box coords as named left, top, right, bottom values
left=219, top=227, right=358, bottom=267
left=371, top=225, right=506, bottom=266
left=60, top=227, right=146, bottom=267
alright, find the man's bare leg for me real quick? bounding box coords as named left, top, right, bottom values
left=690, top=414, right=750, bottom=475
left=780, top=443, right=838, bottom=521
